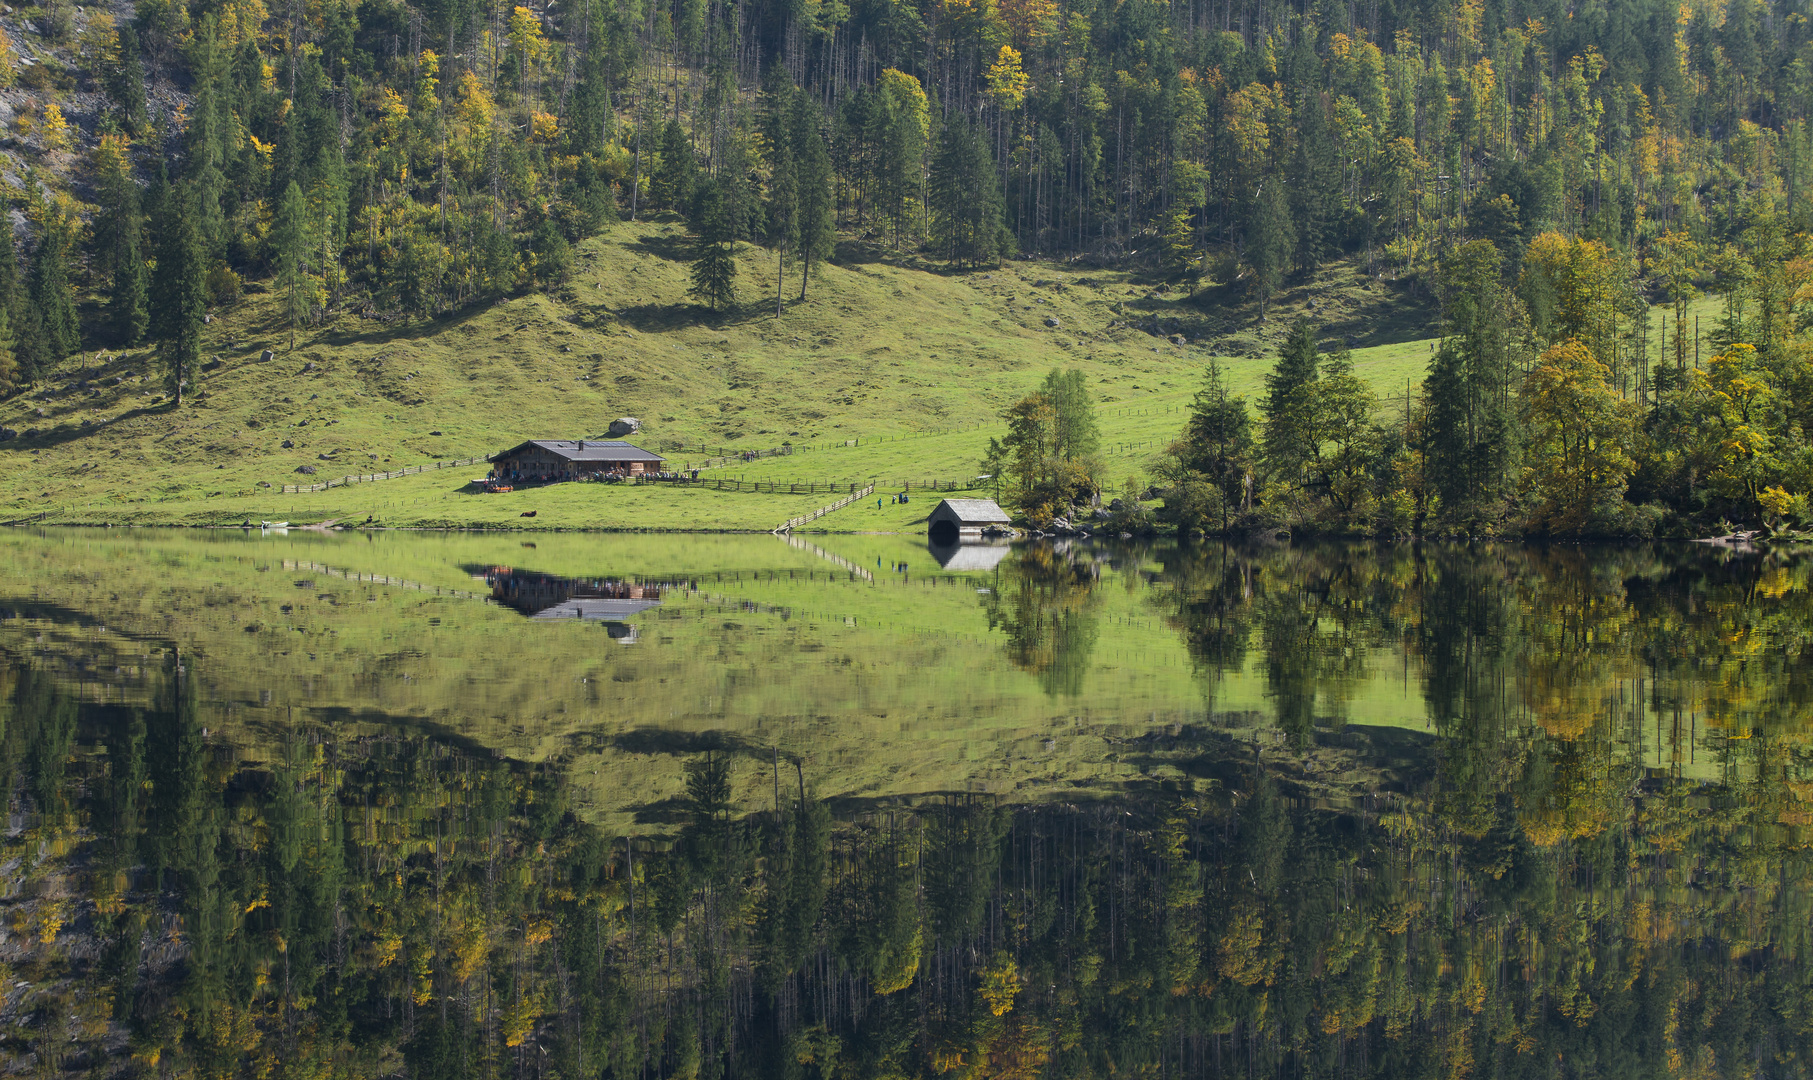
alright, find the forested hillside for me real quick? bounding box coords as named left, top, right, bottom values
left=0, top=0, right=1800, bottom=360
left=0, top=0, right=1810, bottom=532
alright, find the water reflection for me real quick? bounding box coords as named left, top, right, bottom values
left=3, top=658, right=1813, bottom=1077
left=473, top=564, right=665, bottom=634
left=983, top=543, right=1102, bottom=697
left=0, top=533, right=1809, bottom=1075
left=927, top=537, right=1013, bottom=571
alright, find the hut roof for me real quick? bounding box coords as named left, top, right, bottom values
left=494, top=440, right=664, bottom=463
left=930, top=498, right=1013, bottom=524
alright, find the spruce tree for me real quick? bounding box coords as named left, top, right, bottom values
left=29, top=216, right=79, bottom=365
left=1041, top=368, right=1100, bottom=463
left=1262, top=320, right=1320, bottom=483
left=688, top=180, right=737, bottom=312
left=273, top=180, right=311, bottom=350
left=1, top=235, right=48, bottom=384
left=714, top=129, right=758, bottom=243
left=1251, top=173, right=1295, bottom=316
left=151, top=184, right=207, bottom=406
left=0, top=306, right=18, bottom=396
left=1180, top=360, right=1254, bottom=523
left=791, top=94, right=834, bottom=300
left=652, top=120, right=697, bottom=212
left=109, top=226, right=150, bottom=347
left=1289, top=94, right=1340, bottom=273
left=0, top=225, right=40, bottom=386
left=764, top=87, right=799, bottom=318
left=108, top=26, right=149, bottom=136
left=95, top=138, right=149, bottom=346
left=183, top=17, right=229, bottom=258
left=1426, top=239, right=1516, bottom=523
left=929, top=118, right=1006, bottom=268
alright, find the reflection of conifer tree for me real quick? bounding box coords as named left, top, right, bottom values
left=1418, top=549, right=1523, bottom=839
left=759, top=764, right=831, bottom=993
left=924, top=799, right=1005, bottom=946
left=1156, top=543, right=1256, bottom=704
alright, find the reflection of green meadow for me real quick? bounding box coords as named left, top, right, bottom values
left=3, top=531, right=1785, bottom=830
left=0, top=530, right=1438, bottom=824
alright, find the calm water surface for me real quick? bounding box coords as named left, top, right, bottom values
left=0, top=528, right=1807, bottom=1077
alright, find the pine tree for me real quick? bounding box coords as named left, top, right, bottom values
left=688, top=180, right=737, bottom=312
left=151, top=183, right=207, bottom=406
left=273, top=180, right=312, bottom=350
left=791, top=93, right=834, bottom=300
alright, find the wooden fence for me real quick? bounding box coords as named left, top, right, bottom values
left=634, top=477, right=870, bottom=495
left=658, top=441, right=794, bottom=463
left=282, top=558, right=490, bottom=600
left=776, top=484, right=875, bottom=534
left=281, top=456, right=488, bottom=494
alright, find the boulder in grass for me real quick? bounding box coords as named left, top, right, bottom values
left=606, top=417, right=642, bottom=438
left=260, top=350, right=275, bottom=363
left=1045, top=316, right=1061, bottom=328
left=295, top=465, right=317, bottom=475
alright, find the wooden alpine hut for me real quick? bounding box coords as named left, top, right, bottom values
left=489, top=439, right=664, bottom=482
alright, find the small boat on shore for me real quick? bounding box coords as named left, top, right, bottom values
left=261, top=521, right=289, bottom=530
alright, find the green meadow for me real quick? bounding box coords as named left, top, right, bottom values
left=0, top=220, right=1729, bottom=533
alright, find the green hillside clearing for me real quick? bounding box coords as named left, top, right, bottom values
left=3, top=223, right=1718, bottom=532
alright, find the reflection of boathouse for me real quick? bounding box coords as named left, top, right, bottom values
left=928, top=540, right=1013, bottom=571
left=478, top=567, right=663, bottom=638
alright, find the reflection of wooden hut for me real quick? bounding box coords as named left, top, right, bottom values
left=927, top=540, right=1012, bottom=571
left=483, top=568, right=663, bottom=626
left=927, top=498, right=1013, bottom=544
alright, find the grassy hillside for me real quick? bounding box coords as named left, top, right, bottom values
left=3, top=217, right=1728, bottom=532
left=1, top=221, right=1447, bottom=529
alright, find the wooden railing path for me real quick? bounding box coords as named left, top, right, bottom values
left=281, top=456, right=489, bottom=494
left=775, top=483, right=875, bottom=534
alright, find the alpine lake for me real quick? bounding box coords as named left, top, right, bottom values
left=0, top=526, right=1808, bottom=1078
